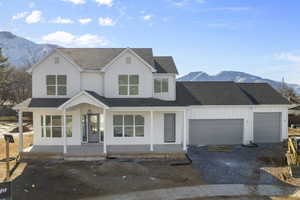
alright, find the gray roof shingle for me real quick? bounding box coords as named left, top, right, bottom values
left=58, top=48, right=177, bottom=73
left=237, top=83, right=290, bottom=105
left=20, top=82, right=289, bottom=108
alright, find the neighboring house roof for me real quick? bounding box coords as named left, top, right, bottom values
left=17, top=81, right=289, bottom=109
left=57, top=48, right=177, bottom=74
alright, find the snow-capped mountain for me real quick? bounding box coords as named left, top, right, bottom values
left=178, top=71, right=300, bottom=95
left=0, top=31, right=59, bottom=68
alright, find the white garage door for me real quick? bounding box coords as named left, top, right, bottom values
left=189, top=119, right=244, bottom=145
left=253, top=112, right=281, bottom=143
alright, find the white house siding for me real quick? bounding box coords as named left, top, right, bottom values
left=104, top=51, right=153, bottom=98
left=105, top=109, right=184, bottom=146
left=80, top=72, right=104, bottom=95
left=32, top=52, right=81, bottom=98
left=187, top=105, right=288, bottom=145
left=153, top=74, right=176, bottom=101
left=32, top=109, right=81, bottom=146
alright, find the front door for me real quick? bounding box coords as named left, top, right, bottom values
left=88, top=114, right=100, bottom=143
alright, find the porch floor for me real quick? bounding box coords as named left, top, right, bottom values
left=22, top=144, right=185, bottom=159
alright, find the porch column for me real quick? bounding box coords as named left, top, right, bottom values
left=63, top=109, right=67, bottom=154
left=103, top=109, right=107, bottom=154
left=18, top=110, right=23, bottom=153
left=150, top=110, right=154, bottom=151
left=183, top=109, right=187, bottom=151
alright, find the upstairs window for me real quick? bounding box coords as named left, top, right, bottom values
left=154, top=78, right=168, bottom=93
left=119, top=75, right=139, bottom=95
left=46, top=75, right=67, bottom=95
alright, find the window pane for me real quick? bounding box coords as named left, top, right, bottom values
left=57, top=86, right=67, bottom=95
left=41, top=116, right=44, bottom=126
left=124, top=127, right=133, bottom=137
left=162, top=79, right=168, bottom=92
left=113, top=127, right=123, bottom=137
left=46, top=116, right=51, bottom=126
left=47, top=86, right=56, bottom=95
left=124, top=115, right=134, bottom=125
left=67, top=115, right=72, bottom=127
left=46, top=127, right=51, bottom=137
left=41, top=127, right=44, bottom=137
left=52, top=116, right=62, bottom=126
left=130, top=75, right=139, bottom=84
left=67, top=127, right=72, bottom=137
left=129, top=86, right=138, bottom=95
left=135, top=126, right=144, bottom=137
left=154, top=79, right=161, bottom=93
left=135, top=115, right=144, bottom=126
left=57, top=75, right=66, bottom=85
left=113, top=115, right=123, bottom=126
left=119, top=86, right=128, bottom=95
left=52, top=127, right=62, bottom=137
left=46, top=75, right=56, bottom=85
left=119, top=75, right=128, bottom=84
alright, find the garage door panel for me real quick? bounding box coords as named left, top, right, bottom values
left=189, top=119, right=243, bottom=145
left=254, top=112, right=281, bottom=143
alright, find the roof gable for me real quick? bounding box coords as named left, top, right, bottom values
left=101, top=48, right=157, bottom=73
left=27, top=49, right=82, bottom=73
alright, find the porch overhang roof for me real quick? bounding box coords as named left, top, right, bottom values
left=58, top=91, right=109, bottom=110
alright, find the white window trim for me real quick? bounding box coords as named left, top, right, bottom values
left=113, top=115, right=144, bottom=137
left=46, top=74, right=67, bottom=96
left=119, top=74, right=139, bottom=96
left=41, top=115, right=72, bottom=138
left=154, top=78, right=169, bottom=94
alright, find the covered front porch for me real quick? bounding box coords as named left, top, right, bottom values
left=15, top=91, right=188, bottom=158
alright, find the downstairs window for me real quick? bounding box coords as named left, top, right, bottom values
left=41, top=115, right=72, bottom=138
left=113, top=115, right=144, bottom=137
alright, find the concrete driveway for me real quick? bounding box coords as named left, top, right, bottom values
left=187, top=144, right=289, bottom=185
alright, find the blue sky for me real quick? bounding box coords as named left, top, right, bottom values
left=1, top=0, right=300, bottom=83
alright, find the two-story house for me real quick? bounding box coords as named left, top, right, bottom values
left=14, top=47, right=290, bottom=158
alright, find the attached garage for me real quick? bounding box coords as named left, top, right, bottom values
left=189, top=119, right=244, bottom=145
left=253, top=112, right=281, bottom=143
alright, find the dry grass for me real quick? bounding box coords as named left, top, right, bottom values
left=0, top=135, right=33, bottom=181
left=289, top=128, right=300, bottom=136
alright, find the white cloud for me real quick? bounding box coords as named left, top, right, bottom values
left=98, top=17, right=116, bottom=26
left=143, top=15, right=153, bottom=21
left=95, top=0, right=113, bottom=7
left=29, top=2, right=35, bottom=8
left=276, top=52, right=300, bottom=64
left=50, top=17, right=74, bottom=24
left=78, top=18, right=92, bottom=24
left=25, top=10, right=42, bottom=24
left=42, top=31, right=108, bottom=47
left=62, top=0, right=86, bottom=4
left=12, top=12, right=28, bottom=20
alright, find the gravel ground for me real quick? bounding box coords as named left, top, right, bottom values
left=187, top=144, right=289, bottom=185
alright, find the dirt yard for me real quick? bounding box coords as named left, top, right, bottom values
left=8, top=159, right=203, bottom=200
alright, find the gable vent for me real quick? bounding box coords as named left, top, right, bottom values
left=54, top=57, right=60, bottom=64
left=126, top=57, right=131, bottom=64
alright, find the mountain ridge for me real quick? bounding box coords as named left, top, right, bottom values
left=0, top=31, right=59, bottom=68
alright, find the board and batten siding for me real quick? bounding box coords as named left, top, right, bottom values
left=103, top=51, right=153, bottom=98
left=187, top=105, right=288, bottom=145
left=32, top=52, right=81, bottom=98
left=80, top=72, right=104, bottom=95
